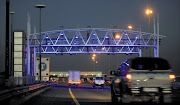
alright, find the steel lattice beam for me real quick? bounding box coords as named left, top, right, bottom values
left=29, top=28, right=164, bottom=55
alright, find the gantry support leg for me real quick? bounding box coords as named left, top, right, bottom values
left=138, top=49, right=142, bottom=57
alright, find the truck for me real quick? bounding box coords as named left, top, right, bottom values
left=68, top=71, right=81, bottom=86
left=110, top=57, right=175, bottom=103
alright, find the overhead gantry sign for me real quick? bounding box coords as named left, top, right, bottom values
left=29, top=28, right=164, bottom=57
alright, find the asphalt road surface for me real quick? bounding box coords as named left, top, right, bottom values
left=21, top=85, right=111, bottom=105
left=21, top=84, right=180, bottom=105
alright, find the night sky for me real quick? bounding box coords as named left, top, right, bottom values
left=0, top=0, right=180, bottom=75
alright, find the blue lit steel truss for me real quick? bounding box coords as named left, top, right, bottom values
left=29, top=28, right=164, bottom=57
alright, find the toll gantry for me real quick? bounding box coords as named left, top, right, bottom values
left=29, top=28, right=164, bottom=57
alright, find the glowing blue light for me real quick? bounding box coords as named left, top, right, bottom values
left=45, top=36, right=49, bottom=39
left=135, top=36, right=138, bottom=39
left=105, top=36, right=109, bottom=38
left=75, top=36, right=78, bottom=38
left=60, top=33, right=63, bottom=35
left=93, top=33, right=96, bottom=36
left=125, top=33, right=128, bottom=35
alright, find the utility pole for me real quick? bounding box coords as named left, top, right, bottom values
left=10, top=11, right=15, bottom=76
left=5, top=0, right=10, bottom=80
left=35, top=4, right=46, bottom=82
left=157, top=14, right=159, bottom=57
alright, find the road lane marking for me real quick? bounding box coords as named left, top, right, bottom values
left=69, top=88, right=80, bottom=105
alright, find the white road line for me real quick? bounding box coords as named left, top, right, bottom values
left=69, top=88, right=80, bottom=105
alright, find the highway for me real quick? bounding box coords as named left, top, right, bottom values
left=21, top=85, right=111, bottom=105
left=21, top=83, right=180, bottom=105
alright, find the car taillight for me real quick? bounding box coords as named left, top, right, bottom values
left=126, top=74, right=132, bottom=80
left=77, top=80, right=81, bottom=84
left=109, top=81, right=112, bottom=84
left=169, top=74, right=175, bottom=79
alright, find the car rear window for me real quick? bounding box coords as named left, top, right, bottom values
left=96, top=77, right=104, bottom=80
left=131, top=57, right=170, bottom=70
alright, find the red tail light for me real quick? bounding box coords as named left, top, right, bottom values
left=109, top=81, right=112, bottom=84
left=77, top=80, right=81, bottom=84
left=169, top=74, right=175, bottom=79
left=126, top=74, right=132, bottom=80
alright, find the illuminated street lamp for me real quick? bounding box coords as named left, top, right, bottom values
left=93, top=54, right=96, bottom=57
left=115, top=34, right=120, bottom=40
left=102, top=47, right=105, bottom=51
left=96, top=61, right=98, bottom=63
left=128, top=25, right=133, bottom=38
left=35, top=4, right=46, bottom=82
left=146, top=9, right=153, bottom=15
left=145, top=9, right=153, bottom=32
left=128, top=25, right=133, bottom=30
left=92, top=56, right=95, bottom=60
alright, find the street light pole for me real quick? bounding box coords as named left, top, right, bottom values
left=10, top=11, right=15, bottom=76
left=148, top=15, right=150, bottom=32
left=5, top=0, right=10, bottom=80
left=35, top=4, right=46, bottom=82
left=128, top=25, right=133, bottom=38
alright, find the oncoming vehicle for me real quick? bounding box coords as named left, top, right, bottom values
left=93, top=77, right=105, bottom=87
left=111, top=57, right=175, bottom=103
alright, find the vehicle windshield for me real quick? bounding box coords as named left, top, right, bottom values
left=131, top=58, right=170, bottom=70
left=95, top=77, right=104, bottom=80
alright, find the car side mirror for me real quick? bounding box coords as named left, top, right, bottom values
left=110, top=71, right=116, bottom=75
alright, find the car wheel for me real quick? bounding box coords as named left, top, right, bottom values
left=120, top=93, right=131, bottom=103
left=111, top=84, right=118, bottom=103
left=159, top=94, right=172, bottom=103
left=111, top=93, right=118, bottom=103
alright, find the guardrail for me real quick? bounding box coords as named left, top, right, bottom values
left=6, top=76, right=38, bottom=88
left=0, top=82, right=54, bottom=102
